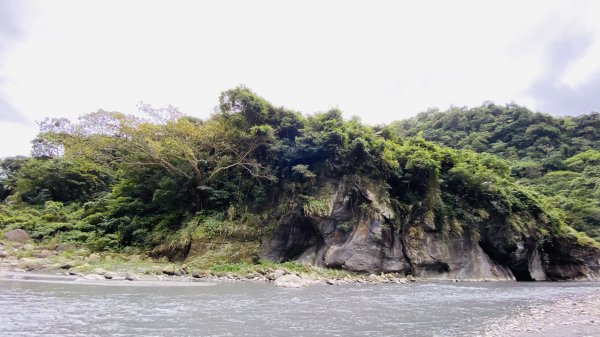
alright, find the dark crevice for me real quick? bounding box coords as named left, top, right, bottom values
left=398, top=218, right=414, bottom=276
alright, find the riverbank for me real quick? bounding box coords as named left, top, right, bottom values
left=483, top=293, right=600, bottom=336
left=0, top=238, right=415, bottom=287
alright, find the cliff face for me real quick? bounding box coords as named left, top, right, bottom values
left=260, top=179, right=600, bottom=281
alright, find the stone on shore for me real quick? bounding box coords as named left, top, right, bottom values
left=3, top=229, right=31, bottom=243
left=274, top=274, right=307, bottom=288
left=103, top=271, right=117, bottom=279
left=125, top=272, right=138, bottom=281
left=18, top=258, right=44, bottom=271
left=83, top=273, right=105, bottom=280
left=163, top=264, right=181, bottom=276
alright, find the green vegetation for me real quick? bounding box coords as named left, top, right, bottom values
left=1, top=89, right=597, bottom=270
left=389, top=104, right=600, bottom=240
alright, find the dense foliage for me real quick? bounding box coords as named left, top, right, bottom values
left=0, top=89, right=596, bottom=255
left=390, top=104, right=600, bottom=239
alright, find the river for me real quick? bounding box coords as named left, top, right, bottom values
left=1, top=277, right=598, bottom=337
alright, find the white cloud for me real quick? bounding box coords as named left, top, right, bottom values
left=1, top=0, right=600, bottom=157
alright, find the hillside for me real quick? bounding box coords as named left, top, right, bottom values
left=389, top=104, right=600, bottom=240
left=1, top=89, right=599, bottom=280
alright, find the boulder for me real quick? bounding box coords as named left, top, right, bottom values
left=35, top=250, right=55, bottom=258
left=83, top=273, right=105, bottom=280
left=0, top=250, right=8, bottom=258
left=18, top=258, right=44, bottom=271
left=125, top=272, right=138, bottom=281
left=3, top=229, right=30, bottom=243
left=58, top=262, right=73, bottom=270
left=104, top=271, right=117, bottom=279
left=274, top=274, right=307, bottom=288
left=162, top=264, right=176, bottom=275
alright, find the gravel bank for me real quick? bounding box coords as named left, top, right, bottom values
left=483, top=292, right=600, bottom=337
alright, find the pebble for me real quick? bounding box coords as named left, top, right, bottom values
left=483, top=294, right=600, bottom=336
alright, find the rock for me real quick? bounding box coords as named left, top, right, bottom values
left=162, top=264, right=176, bottom=275
left=104, top=271, right=117, bottom=279
left=35, top=250, right=55, bottom=258
left=367, top=274, right=384, bottom=283
left=22, top=244, right=35, bottom=251
left=274, top=274, right=307, bottom=288
left=273, top=269, right=285, bottom=279
left=59, top=263, right=73, bottom=269
left=192, top=270, right=212, bottom=278
left=326, top=279, right=336, bottom=285
left=259, top=179, right=600, bottom=280
left=3, top=229, right=30, bottom=243
left=150, top=243, right=190, bottom=262
left=125, top=272, right=138, bottom=281
left=18, top=258, right=44, bottom=271
left=87, top=254, right=101, bottom=263
left=92, top=267, right=107, bottom=275
left=54, top=243, right=73, bottom=252
left=83, top=274, right=105, bottom=280
left=0, top=250, right=8, bottom=258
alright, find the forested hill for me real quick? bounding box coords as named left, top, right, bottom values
left=1, top=88, right=599, bottom=280
left=389, top=104, right=600, bottom=240
left=389, top=104, right=600, bottom=168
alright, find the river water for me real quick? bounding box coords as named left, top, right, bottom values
left=0, top=277, right=598, bottom=337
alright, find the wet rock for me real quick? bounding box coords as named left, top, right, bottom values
left=3, top=229, right=30, bottom=243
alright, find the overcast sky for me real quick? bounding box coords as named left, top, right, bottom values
left=1, top=0, right=600, bottom=157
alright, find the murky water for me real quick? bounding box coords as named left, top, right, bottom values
left=0, top=277, right=598, bottom=337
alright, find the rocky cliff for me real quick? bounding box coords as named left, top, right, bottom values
left=261, top=178, right=600, bottom=281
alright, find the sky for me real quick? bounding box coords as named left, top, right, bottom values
left=1, top=0, right=600, bottom=158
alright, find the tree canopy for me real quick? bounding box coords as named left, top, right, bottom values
left=0, top=89, right=596, bottom=252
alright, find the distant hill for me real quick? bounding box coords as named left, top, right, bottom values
left=389, top=104, right=600, bottom=240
